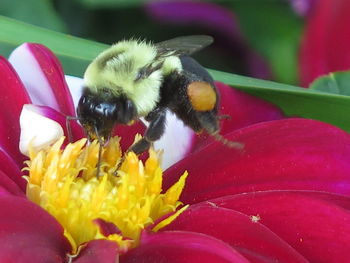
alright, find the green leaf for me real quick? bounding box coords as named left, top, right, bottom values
left=211, top=69, right=350, bottom=132
left=227, top=0, right=303, bottom=84
left=309, top=71, right=350, bottom=95
left=1, top=17, right=350, bottom=133
left=1, top=0, right=66, bottom=32
left=0, top=15, right=107, bottom=76
left=76, top=0, right=144, bottom=8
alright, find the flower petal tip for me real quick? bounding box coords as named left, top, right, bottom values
left=19, top=104, right=64, bottom=156
left=9, top=43, right=76, bottom=116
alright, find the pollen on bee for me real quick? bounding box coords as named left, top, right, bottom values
left=187, top=81, right=217, bottom=111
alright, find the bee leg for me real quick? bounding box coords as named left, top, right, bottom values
left=196, top=112, right=244, bottom=149
left=96, top=138, right=103, bottom=178
left=128, top=139, right=152, bottom=155
left=115, top=108, right=167, bottom=172
left=130, top=107, right=167, bottom=154
left=94, top=126, right=104, bottom=178
left=217, top=114, right=231, bottom=120
left=195, top=111, right=219, bottom=135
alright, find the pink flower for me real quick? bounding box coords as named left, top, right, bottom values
left=300, top=0, right=350, bottom=86
left=1, top=43, right=350, bottom=262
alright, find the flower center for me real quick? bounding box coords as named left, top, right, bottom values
left=24, top=136, right=188, bottom=255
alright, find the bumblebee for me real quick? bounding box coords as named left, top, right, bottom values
left=77, top=35, right=240, bottom=156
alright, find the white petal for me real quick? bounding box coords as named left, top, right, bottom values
left=151, top=110, right=194, bottom=170
left=19, top=104, right=64, bottom=156
left=8, top=43, right=60, bottom=110
left=65, top=75, right=85, bottom=110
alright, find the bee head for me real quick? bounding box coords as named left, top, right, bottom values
left=77, top=88, right=137, bottom=143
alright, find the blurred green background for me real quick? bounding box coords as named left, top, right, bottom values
left=0, top=0, right=304, bottom=84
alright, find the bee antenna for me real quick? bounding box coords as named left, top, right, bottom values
left=211, top=133, right=244, bottom=150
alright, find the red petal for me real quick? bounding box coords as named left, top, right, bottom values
left=0, top=196, right=71, bottom=261
left=192, top=82, right=284, bottom=152
left=112, top=121, right=146, bottom=152
left=163, top=204, right=308, bottom=263
left=211, top=190, right=350, bottom=263
left=165, top=118, right=350, bottom=203
left=74, top=240, right=118, bottom=263
left=93, top=219, right=121, bottom=236
left=26, top=43, right=77, bottom=116
left=0, top=169, right=24, bottom=196
left=0, top=57, right=31, bottom=168
left=300, top=0, right=350, bottom=86
left=0, top=147, right=26, bottom=190
left=216, top=83, right=284, bottom=133
left=121, top=231, right=249, bottom=263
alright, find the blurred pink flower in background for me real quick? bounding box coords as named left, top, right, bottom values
left=145, top=0, right=271, bottom=80
left=289, top=0, right=318, bottom=16
left=300, top=0, right=350, bottom=86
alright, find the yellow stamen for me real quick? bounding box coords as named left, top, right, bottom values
left=152, top=205, right=189, bottom=232
left=24, top=137, right=188, bottom=255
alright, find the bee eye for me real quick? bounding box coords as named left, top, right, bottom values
left=113, top=98, right=136, bottom=124
left=124, top=99, right=137, bottom=119
left=80, top=95, right=89, bottom=105
left=78, top=93, right=92, bottom=114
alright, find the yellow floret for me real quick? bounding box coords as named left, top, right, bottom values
left=24, top=136, right=188, bottom=255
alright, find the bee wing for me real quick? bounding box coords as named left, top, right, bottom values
left=156, top=35, right=214, bottom=57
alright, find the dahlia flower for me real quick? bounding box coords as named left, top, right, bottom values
left=0, top=43, right=349, bottom=262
